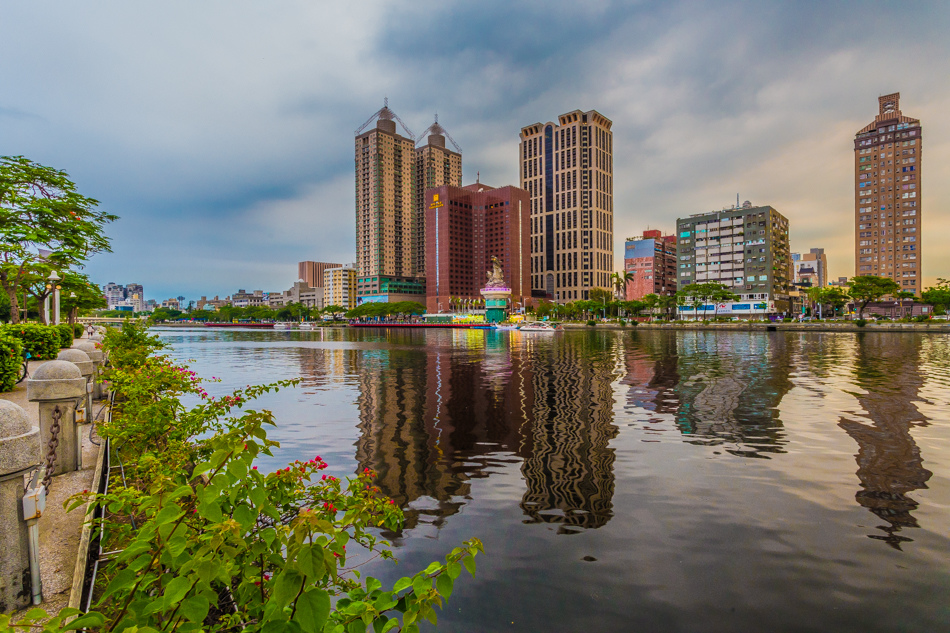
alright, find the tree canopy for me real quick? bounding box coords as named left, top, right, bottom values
left=676, top=282, right=739, bottom=319
left=922, top=278, right=950, bottom=314
left=847, top=275, right=901, bottom=317
left=0, top=156, right=117, bottom=323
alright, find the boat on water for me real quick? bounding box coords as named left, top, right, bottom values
left=273, top=322, right=292, bottom=330
left=494, top=324, right=520, bottom=331
left=299, top=322, right=314, bottom=330
left=519, top=322, right=558, bottom=332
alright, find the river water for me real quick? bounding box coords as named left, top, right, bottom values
left=154, top=327, right=950, bottom=632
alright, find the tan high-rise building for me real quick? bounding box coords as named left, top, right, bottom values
left=298, top=261, right=342, bottom=289
left=520, top=110, right=613, bottom=303
left=854, top=93, right=922, bottom=294
left=355, top=101, right=426, bottom=303
left=414, top=116, right=462, bottom=278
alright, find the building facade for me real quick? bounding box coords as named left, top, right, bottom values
left=415, top=117, right=463, bottom=278
left=676, top=203, right=792, bottom=313
left=298, top=262, right=342, bottom=290
left=324, top=264, right=358, bottom=310
left=854, top=92, right=921, bottom=294
left=790, top=248, right=828, bottom=288
left=355, top=103, right=426, bottom=304
left=104, top=282, right=145, bottom=311
left=520, top=110, right=614, bottom=303
left=424, top=182, right=531, bottom=315
left=623, top=230, right=677, bottom=300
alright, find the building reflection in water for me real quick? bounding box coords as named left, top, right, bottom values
left=624, top=331, right=794, bottom=458
left=339, top=329, right=621, bottom=536
left=516, top=332, right=619, bottom=533
left=839, top=333, right=932, bottom=549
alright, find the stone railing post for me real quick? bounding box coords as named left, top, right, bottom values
left=27, top=361, right=86, bottom=476
left=57, top=349, right=94, bottom=425
left=0, top=400, right=41, bottom=612
left=72, top=341, right=105, bottom=401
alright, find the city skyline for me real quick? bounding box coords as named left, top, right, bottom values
left=2, top=1, right=949, bottom=300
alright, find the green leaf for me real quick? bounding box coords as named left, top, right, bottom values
left=166, top=535, right=188, bottom=557
left=381, top=618, right=400, bottom=633
left=446, top=561, right=461, bottom=580
left=179, top=595, right=210, bottom=622
left=373, top=615, right=390, bottom=633
left=249, top=484, right=267, bottom=508
left=411, top=576, right=430, bottom=597
left=154, top=504, right=183, bottom=525
left=366, top=576, right=382, bottom=593
left=436, top=573, right=453, bottom=600
left=227, top=457, right=248, bottom=480
left=347, top=620, right=365, bottom=633
left=198, top=500, right=222, bottom=522
left=463, top=555, right=476, bottom=577
left=297, top=543, right=325, bottom=578
left=423, top=561, right=441, bottom=575
left=191, top=460, right=213, bottom=477
left=393, top=577, right=411, bottom=593
left=293, top=589, right=330, bottom=633
left=273, top=570, right=303, bottom=608
left=163, top=575, right=193, bottom=606
left=210, top=449, right=229, bottom=468
left=98, top=568, right=136, bottom=603
left=63, top=611, right=105, bottom=630
left=234, top=503, right=256, bottom=530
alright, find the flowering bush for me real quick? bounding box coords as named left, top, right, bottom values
left=0, top=323, right=60, bottom=359
left=1, top=321, right=482, bottom=632
left=0, top=334, right=23, bottom=392
left=55, top=323, right=74, bottom=348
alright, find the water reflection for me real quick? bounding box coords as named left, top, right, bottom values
left=517, top=332, right=619, bottom=532
left=840, top=333, right=933, bottom=549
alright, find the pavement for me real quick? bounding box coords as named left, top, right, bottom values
left=1, top=352, right=103, bottom=620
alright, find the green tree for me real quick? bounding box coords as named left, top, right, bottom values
left=921, top=278, right=950, bottom=314
left=642, top=293, right=659, bottom=321
left=847, top=275, right=901, bottom=318
left=807, top=286, right=850, bottom=318
left=0, top=156, right=117, bottom=323
left=323, top=304, right=347, bottom=320
left=676, top=282, right=737, bottom=320
left=657, top=294, right=678, bottom=321
left=59, top=273, right=106, bottom=323
left=611, top=271, right=633, bottom=300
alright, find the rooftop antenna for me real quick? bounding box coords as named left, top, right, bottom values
left=415, top=112, right=462, bottom=152
left=737, top=193, right=740, bottom=209
left=476, top=171, right=480, bottom=184
left=355, top=97, right=415, bottom=138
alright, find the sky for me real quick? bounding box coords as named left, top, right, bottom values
left=2, top=0, right=949, bottom=302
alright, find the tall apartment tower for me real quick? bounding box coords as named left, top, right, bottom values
left=415, top=116, right=463, bottom=278
left=854, top=93, right=922, bottom=294
left=520, top=110, right=613, bottom=303
left=354, top=101, right=426, bottom=303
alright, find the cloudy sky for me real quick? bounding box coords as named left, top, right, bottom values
left=3, top=0, right=948, bottom=301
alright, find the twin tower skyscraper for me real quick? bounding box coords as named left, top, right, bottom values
left=354, top=101, right=614, bottom=305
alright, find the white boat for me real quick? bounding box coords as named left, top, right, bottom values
left=519, top=322, right=558, bottom=332
left=495, top=324, right=520, bottom=331
left=273, top=322, right=292, bottom=330
left=299, top=322, right=314, bottom=330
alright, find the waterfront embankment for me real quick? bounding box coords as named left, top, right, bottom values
left=561, top=321, right=950, bottom=333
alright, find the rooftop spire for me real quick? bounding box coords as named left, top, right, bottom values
left=355, top=98, right=415, bottom=138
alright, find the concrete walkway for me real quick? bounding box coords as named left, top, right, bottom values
left=2, top=356, right=102, bottom=619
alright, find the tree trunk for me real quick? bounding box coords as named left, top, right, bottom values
left=4, top=287, right=20, bottom=324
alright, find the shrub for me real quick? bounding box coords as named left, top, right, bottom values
left=782, top=318, right=792, bottom=322
left=73, top=322, right=84, bottom=338
left=0, top=334, right=24, bottom=392
left=587, top=320, right=596, bottom=327
left=6, top=320, right=484, bottom=631
left=0, top=323, right=60, bottom=359
left=55, top=323, right=73, bottom=348
left=854, top=318, right=867, bottom=328
left=618, top=319, right=626, bottom=327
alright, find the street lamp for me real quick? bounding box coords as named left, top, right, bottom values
left=45, top=271, right=62, bottom=325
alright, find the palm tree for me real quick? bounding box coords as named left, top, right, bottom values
left=611, top=271, right=634, bottom=301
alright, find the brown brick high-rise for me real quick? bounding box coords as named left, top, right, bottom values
left=854, top=93, right=922, bottom=294
left=424, top=181, right=531, bottom=314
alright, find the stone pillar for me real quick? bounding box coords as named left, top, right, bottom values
left=57, top=349, right=94, bottom=425
left=27, top=361, right=86, bottom=476
left=72, top=341, right=105, bottom=401
left=0, top=400, right=41, bottom=613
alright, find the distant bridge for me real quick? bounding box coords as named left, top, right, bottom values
left=77, top=316, right=145, bottom=325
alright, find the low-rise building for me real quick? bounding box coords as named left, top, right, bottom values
left=790, top=248, right=828, bottom=288
left=623, top=230, right=677, bottom=300
left=267, top=281, right=323, bottom=309
left=231, top=289, right=266, bottom=308
left=196, top=296, right=230, bottom=311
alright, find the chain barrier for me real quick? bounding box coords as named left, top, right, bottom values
left=41, top=405, right=62, bottom=492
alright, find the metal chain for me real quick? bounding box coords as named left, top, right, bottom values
left=41, top=405, right=62, bottom=492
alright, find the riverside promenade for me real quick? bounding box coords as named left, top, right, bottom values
left=560, top=321, right=950, bottom=333
left=1, top=354, right=101, bottom=620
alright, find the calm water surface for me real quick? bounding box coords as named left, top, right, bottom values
left=155, top=327, right=950, bottom=632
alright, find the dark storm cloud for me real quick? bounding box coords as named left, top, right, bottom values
left=1, top=1, right=948, bottom=300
